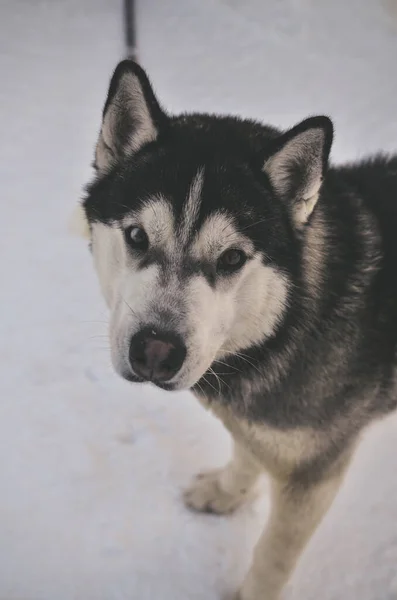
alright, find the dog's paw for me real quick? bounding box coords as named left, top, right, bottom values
left=183, top=469, right=249, bottom=515
left=235, top=575, right=281, bottom=600
left=220, top=590, right=241, bottom=600
left=221, top=590, right=242, bottom=600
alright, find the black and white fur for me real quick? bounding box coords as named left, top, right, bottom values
left=77, top=60, right=397, bottom=600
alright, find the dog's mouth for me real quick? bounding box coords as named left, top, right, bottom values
left=152, top=380, right=177, bottom=391
left=120, top=369, right=180, bottom=391
left=122, top=371, right=144, bottom=384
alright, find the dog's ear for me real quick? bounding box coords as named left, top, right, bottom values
left=95, top=60, right=167, bottom=172
left=263, top=116, right=333, bottom=228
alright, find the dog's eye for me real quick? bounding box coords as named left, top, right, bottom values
left=217, top=249, right=247, bottom=274
left=124, top=226, right=149, bottom=251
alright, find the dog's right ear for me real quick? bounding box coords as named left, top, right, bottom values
left=263, top=116, right=333, bottom=229
left=95, top=60, right=167, bottom=173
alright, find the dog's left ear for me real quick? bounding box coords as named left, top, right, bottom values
left=95, top=60, right=167, bottom=172
left=263, top=116, right=333, bottom=228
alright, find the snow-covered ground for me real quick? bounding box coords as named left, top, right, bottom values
left=1, top=1, right=396, bottom=598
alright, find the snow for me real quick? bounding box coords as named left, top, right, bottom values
left=0, top=1, right=396, bottom=598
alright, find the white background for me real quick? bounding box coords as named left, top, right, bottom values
left=0, top=1, right=396, bottom=598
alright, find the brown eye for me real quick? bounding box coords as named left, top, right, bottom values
left=124, top=226, right=149, bottom=251
left=217, top=249, right=247, bottom=274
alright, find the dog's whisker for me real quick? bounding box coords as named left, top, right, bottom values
left=208, top=367, right=222, bottom=395
left=201, top=374, right=220, bottom=396
left=121, top=296, right=139, bottom=319
left=214, top=359, right=242, bottom=374
left=236, top=356, right=262, bottom=375
left=195, top=380, right=206, bottom=398
left=223, top=350, right=262, bottom=375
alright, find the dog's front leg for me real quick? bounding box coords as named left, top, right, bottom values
left=237, top=458, right=351, bottom=600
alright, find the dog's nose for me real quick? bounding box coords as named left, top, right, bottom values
left=129, top=329, right=187, bottom=383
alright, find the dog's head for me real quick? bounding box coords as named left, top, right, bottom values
left=81, top=61, right=333, bottom=391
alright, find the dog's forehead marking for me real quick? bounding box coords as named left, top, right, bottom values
left=179, top=167, right=205, bottom=244
left=118, top=173, right=254, bottom=266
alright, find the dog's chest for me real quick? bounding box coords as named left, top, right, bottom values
left=197, top=394, right=321, bottom=478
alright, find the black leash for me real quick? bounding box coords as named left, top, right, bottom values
left=123, top=0, right=138, bottom=61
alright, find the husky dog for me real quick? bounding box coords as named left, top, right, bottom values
left=78, top=60, right=397, bottom=599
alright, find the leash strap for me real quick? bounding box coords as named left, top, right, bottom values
left=123, top=0, right=138, bottom=61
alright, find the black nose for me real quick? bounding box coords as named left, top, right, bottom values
left=129, top=328, right=187, bottom=383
